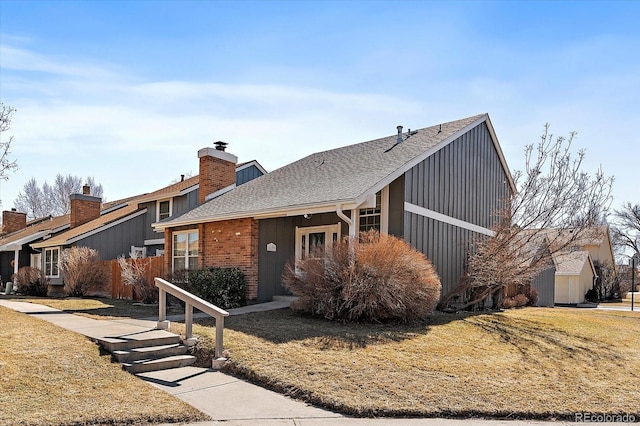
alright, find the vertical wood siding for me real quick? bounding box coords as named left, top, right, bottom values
left=404, top=122, right=510, bottom=296
left=236, top=165, right=263, bottom=185
left=75, top=214, right=147, bottom=260
left=531, top=267, right=556, bottom=307
left=257, top=212, right=349, bottom=302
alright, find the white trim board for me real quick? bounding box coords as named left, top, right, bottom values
left=404, top=202, right=496, bottom=237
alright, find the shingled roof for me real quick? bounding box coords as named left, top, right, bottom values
left=157, top=113, right=510, bottom=229
left=0, top=215, right=70, bottom=251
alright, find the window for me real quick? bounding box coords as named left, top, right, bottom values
left=295, top=224, right=341, bottom=261
left=44, top=247, right=60, bottom=278
left=172, top=231, right=198, bottom=272
left=157, top=199, right=172, bottom=221
left=130, top=246, right=146, bottom=259
left=357, top=187, right=389, bottom=234
left=359, top=191, right=381, bottom=232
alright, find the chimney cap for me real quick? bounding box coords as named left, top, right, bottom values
left=214, top=141, right=228, bottom=152
left=82, top=184, right=90, bottom=195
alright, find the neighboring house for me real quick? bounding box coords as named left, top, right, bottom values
left=155, top=113, right=516, bottom=303
left=27, top=155, right=265, bottom=294
left=530, top=226, right=616, bottom=305
left=0, top=210, right=70, bottom=284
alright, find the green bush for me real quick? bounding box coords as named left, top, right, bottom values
left=15, top=267, right=48, bottom=296
left=282, top=230, right=441, bottom=323
left=187, top=267, right=246, bottom=309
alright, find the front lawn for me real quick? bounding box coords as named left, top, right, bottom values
left=0, top=306, right=208, bottom=426
left=176, top=307, right=640, bottom=420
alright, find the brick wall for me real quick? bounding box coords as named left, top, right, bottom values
left=2, top=209, right=27, bottom=234
left=70, top=194, right=101, bottom=228
left=199, top=151, right=237, bottom=203
left=164, top=219, right=259, bottom=300
left=201, top=218, right=259, bottom=300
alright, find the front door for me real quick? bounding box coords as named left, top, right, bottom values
left=295, top=224, right=341, bottom=262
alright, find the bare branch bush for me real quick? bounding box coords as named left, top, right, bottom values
left=439, top=124, right=614, bottom=311
left=117, top=252, right=158, bottom=304
left=60, top=247, right=107, bottom=297
left=14, top=266, right=48, bottom=297
left=283, top=230, right=441, bottom=323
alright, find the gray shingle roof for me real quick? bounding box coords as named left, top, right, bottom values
left=159, top=113, right=487, bottom=227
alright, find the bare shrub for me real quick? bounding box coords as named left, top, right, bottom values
left=15, top=267, right=48, bottom=296
left=501, top=293, right=530, bottom=309
left=60, top=247, right=107, bottom=297
left=117, top=253, right=158, bottom=304
left=527, top=286, right=539, bottom=306
left=283, top=230, right=441, bottom=323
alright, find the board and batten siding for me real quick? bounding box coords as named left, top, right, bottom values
left=257, top=212, right=350, bottom=302
left=236, top=164, right=264, bottom=185
left=404, top=122, right=511, bottom=297
left=531, top=267, right=556, bottom=307
left=73, top=213, right=147, bottom=261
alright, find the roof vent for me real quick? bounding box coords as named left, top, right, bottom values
left=214, top=141, right=228, bottom=152
left=396, top=125, right=403, bottom=144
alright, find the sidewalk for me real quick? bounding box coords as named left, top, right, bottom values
left=0, top=299, right=612, bottom=425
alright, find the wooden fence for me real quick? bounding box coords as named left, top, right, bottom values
left=102, top=256, right=165, bottom=300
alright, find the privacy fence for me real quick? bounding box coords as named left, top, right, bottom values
left=99, top=256, right=165, bottom=300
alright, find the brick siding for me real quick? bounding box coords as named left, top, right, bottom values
left=70, top=195, right=101, bottom=228
left=164, top=219, right=259, bottom=300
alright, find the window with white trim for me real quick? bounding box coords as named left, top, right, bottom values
left=357, top=187, right=389, bottom=235
left=359, top=191, right=382, bottom=232
left=157, top=199, right=172, bottom=221
left=172, top=230, right=198, bottom=272
left=44, top=247, right=60, bottom=278
left=130, top=246, right=146, bottom=259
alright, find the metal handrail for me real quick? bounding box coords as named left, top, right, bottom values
left=154, top=277, right=229, bottom=358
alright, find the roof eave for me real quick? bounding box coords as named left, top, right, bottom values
left=153, top=199, right=362, bottom=231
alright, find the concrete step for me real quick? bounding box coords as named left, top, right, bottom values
left=96, top=330, right=181, bottom=352
left=112, top=343, right=189, bottom=363
left=122, top=354, right=197, bottom=374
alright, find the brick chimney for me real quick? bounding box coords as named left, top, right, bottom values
left=198, top=142, right=237, bottom=204
left=70, top=187, right=101, bottom=228
left=2, top=209, right=27, bottom=234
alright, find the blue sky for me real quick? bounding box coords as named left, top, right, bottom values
left=0, top=0, right=638, bottom=213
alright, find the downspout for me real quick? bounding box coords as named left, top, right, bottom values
left=336, top=204, right=356, bottom=240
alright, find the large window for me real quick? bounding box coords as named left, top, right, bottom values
left=172, top=231, right=198, bottom=271
left=44, top=247, right=60, bottom=278
left=157, top=199, right=172, bottom=221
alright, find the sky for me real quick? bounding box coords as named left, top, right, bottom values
left=0, top=0, right=638, bottom=216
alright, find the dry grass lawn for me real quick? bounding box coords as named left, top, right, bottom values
left=174, top=307, right=640, bottom=420
left=18, top=296, right=182, bottom=320
left=0, top=306, right=208, bottom=426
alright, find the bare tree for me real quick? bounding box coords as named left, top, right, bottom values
left=0, top=103, right=19, bottom=205
left=611, top=202, right=640, bottom=257
left=438, top=124, right=614, bottom=311
left=14, top=174, right=105, bottom=219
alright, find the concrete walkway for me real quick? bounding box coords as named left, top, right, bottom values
left=0, top=299, right=627, bottom=426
